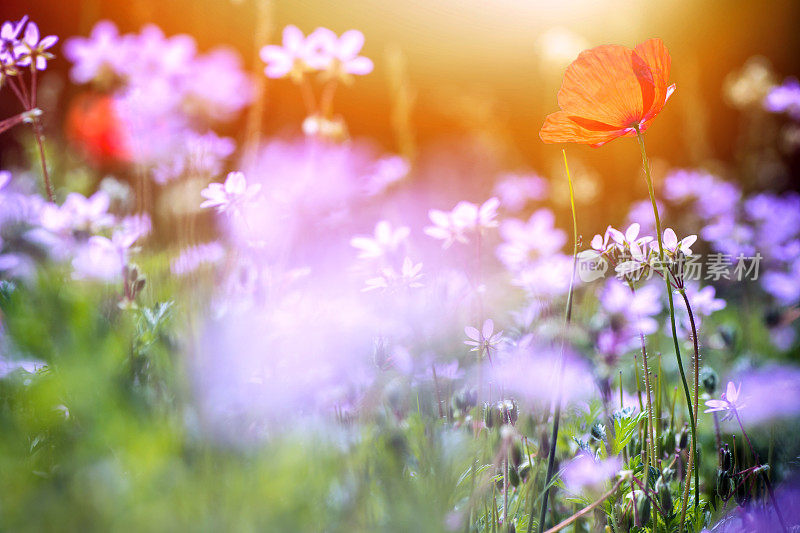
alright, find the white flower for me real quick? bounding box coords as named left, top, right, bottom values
left=303, top=28, right=373, bottom=78
left=363, top=257, right=423, bottom=292
left=200, top=171, right=261, bottom=213
left=424, top=197, right=499, bottom=248
left=661, top=227, right=697, bottom=256
left=607, top=223, right=653, bottom=260
left=464, top=319, right=503, bottom=354
left=350, top=220, right=409, bottom=260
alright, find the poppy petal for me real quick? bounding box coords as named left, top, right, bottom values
left=540, top=111, right=627, bottom=145
left=557, top=45, right=648, bottom=128
left=635, top=38, right=673, bottom=121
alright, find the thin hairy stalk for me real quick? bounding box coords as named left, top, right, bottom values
left=27, top=67, right=54, bottom=201
left=629, top=283, right=656, bottom=488
left=540, top=479, right=622, bottom=533
left=320, top=79, right=338, bottom=119
left=431, top=364, right=444, bottom=418
left=5, top=73, right=29, bottom=107
left=32, top=120, right=54, bottom=202
left=656, top=354, right=663, bottom=462
left=635, top=129, right=698, bottom=518
left=535, top=150, right=578, bottom=533
left=299, top=76, right=317, bottom=115
left=677, top=287, right=701, bottom=482
left=631, top=476, right=669, bottom=521
left=503, top=452, right=509, bottom=531
left=733, top=409, right=789, bottom=533
left=0, top=112, right=27, bottom=135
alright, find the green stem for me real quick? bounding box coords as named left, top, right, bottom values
left=535, top=150, right=578, bottom=533
left=634, top=130, right=698, bottom=518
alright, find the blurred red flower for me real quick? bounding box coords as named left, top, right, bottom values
left=66, top=92, right=131, bottom=165
left=540, top=38, right=676, bottom=146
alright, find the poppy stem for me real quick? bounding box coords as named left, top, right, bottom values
left=634, top=129, right=698, bottom=521
left=535, top=150, right=578, bottom=533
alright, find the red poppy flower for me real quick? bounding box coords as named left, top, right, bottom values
left=66, top=92, right=131, bottom=165
left=540, top=38, right=676, bottom=147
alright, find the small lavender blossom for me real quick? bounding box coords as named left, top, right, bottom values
left=684, top=283, right=726, bottom=316
left=497, top=209, right=566, bottom=271
left=363, top=257, right=423, bottom=292
left=71, top=235, right=125, bottom=281
left=626, top=199, right=663, bottom=235
left=660, top=227, right=697, bottom=257
left=14, top=22, right=57, bottom=71
left=259, top=25, right=313, bottom=79
left=200, top=171, right=261, bottom=213
left=464, top=319, right=503, bottom=354
left=663, top=170, right=741, bottom=219
left=171, top=242, right=225, bottom=276
left=427, top=360, right=464, bottom=382
left=608, top=222, right=652, bottom=259
left=364, top=155, right=408, bottom=196
left=761, top=258, right=800, bottom=305
left=0, top=16, right=27, bottom=60
left=39, top=191, right=114, bottom=234
left=599, top=280, right=661, bottom=336
left=764, top=77, right=800, bottom=120
left=677, top=283, right=726, bottom=333
left=589, top=226, right=614, bottom=254
left=62, top=20, right=125, bottom=83
left=350, top=220, right=409, bottom=260
left=425, top=198, right=499, bottom=248
left=180, top=49, right=253, bottom=121
left=304, top=28, right=373, bottom=78
left=704, top=381, right=745, bottom=421
left=561, top=454, right=622, bottom=494
left=701, top=215, right=755, bottom=257
left=492, top=172, right=548, bottom=212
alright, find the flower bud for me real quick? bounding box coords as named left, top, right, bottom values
left=499, top=399, right=518, bottom=425
left=716, top=469, right=733, bottom=500
left=614, top=501, right=632, bottom=531
left=720, top=445, right=733, bottom=473
left=678, top=425, right=689, bottom=450
left=484, top=402, right=504, bottom=429
left=537, top=430, right=550, bottom=459
left=636, top=492, right=651, bottom=526
left=518, top=461, right=531, bottom=481
left=662, top=429, right=675, bottom=452
left=700, top=367, right=719, bottom=395
left=656, top=476, right=672, bottom=513
left=718, top=325, right=736, bottom=349
left=508, top=465, right=520, bottom=487
left=627, top=434, right=640, bottom=458
left=734, top=473, right=749, bottom=506
left=511, top=442, right=523, bottom=468
left=591, top=422, right=607, bottom=442
left=452, top=387, right=477, bottom=413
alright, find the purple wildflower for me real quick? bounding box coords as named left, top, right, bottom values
left=62, top=20, right=125, bottom=83
left=492, top=172, right=548, bottom=212
left=171, top=242, right=226, bottom=276
left=304, top=28, right=373, bottom=77
left=704, top=381, right=745, bottom=421
left=14, top=21, right=57, bottom=71
left=561, top=453, right=622, bottom=494
left=425, top=198, right=500, bottom=248
left=497, top=209, right=566, bottom=271
left=200, top=172, right=261, bottom=213
left=464, top=319, right=503, bottom=354
left=350, top=220, right=410, bottom=260
left=764, top=78, right=800, bottom=120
